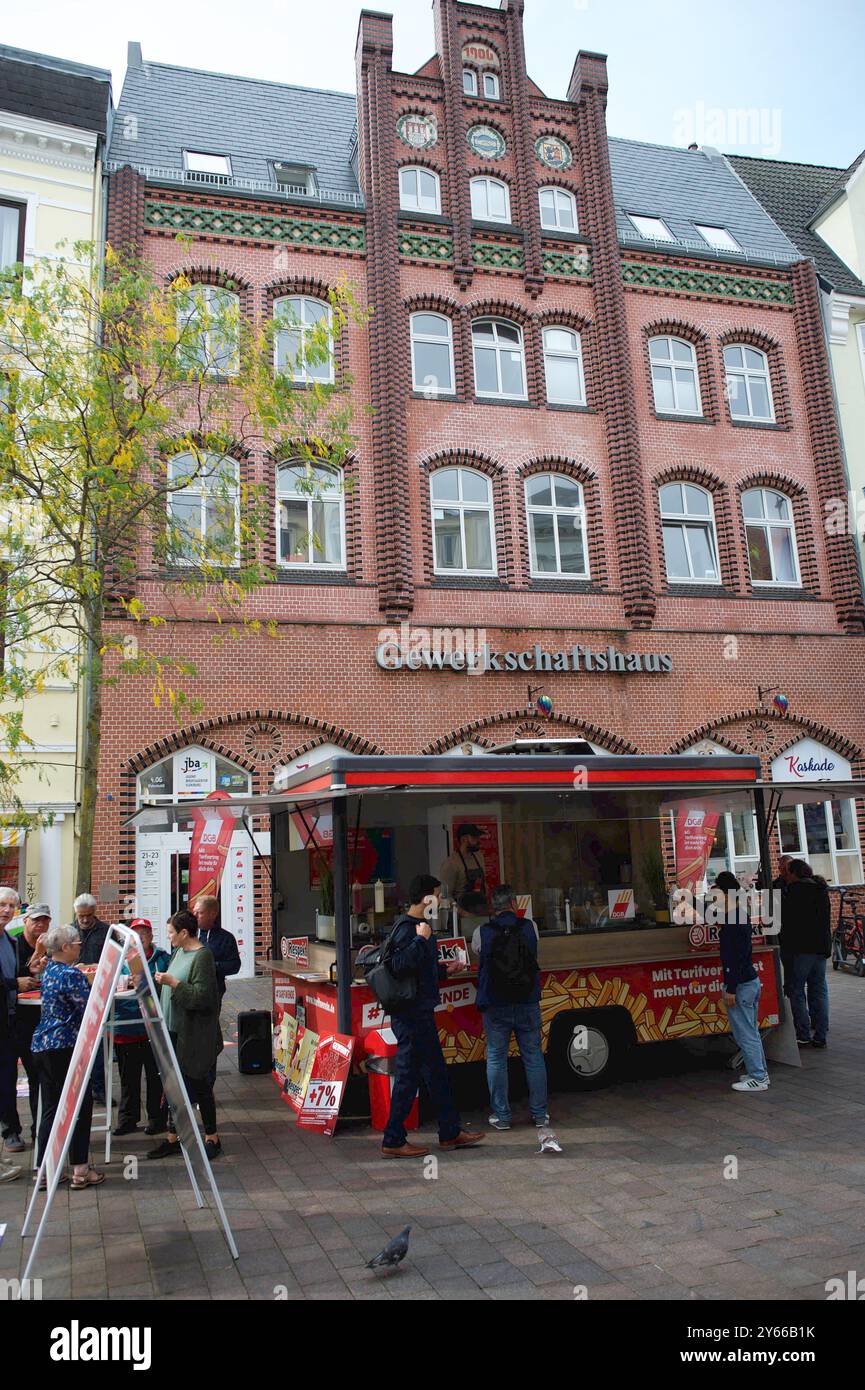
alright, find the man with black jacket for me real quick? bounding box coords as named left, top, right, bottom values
left=381, top=874, right=485, bottom=1158
left=192, top=896, right=241, bottom=1009
left=780, top=860, right=831, bottom=1048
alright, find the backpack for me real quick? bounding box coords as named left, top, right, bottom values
left=487, top=920, right=538, bottom=1003
left=358, top=917, right=418, bottom=1014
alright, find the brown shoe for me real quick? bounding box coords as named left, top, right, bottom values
left=381, top=1141, right=429, bottom=1159
left=439, top=1130, right=486, bottom=1151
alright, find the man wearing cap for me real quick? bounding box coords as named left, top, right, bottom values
left=5, top=903, right=51, bottom=1150
left=113, top=919, right=170, bottom=1137
left=439, top=824, right=489, bottom=923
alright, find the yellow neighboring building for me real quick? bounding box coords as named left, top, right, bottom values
left=730, top=151, right=865, bottom=578
left=0, top=45, right=112, bottom=918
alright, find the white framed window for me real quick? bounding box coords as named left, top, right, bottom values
left=705, top=810, right=760, bottom=885
left=183, top=151, right=232, bottom=179
left=857, top=321, right=865, bottom=390
left=483, top=72, right=500, bottom=99
left=538, top=186, right=577, bottom=232
left=0, top=200, right=25, bottom=271
left=695, top=223, right=740, bottom=252
left=399, top=165, right=441, bottom=214
left=167, top=453, right=240, bottom=566
left=472, top=318, right=526, bottom=399
left=649, top=336, right=702, bottom=416
left=543, top=326, right=585, bottom=405
left=137, top=745, right=251, bottom=804
left=724, top=344, right=775, bottom=421
left=463, top=68, right=478, bottom=95
left=431, top=467, right=495, bottom=575
left=742, top=488, right=800, bottom=587
left=628, top=213, right=675, bottom=242
left=659, top=482, right=719, bottom=582
left=274, top=295, right=334, bottom=384
left=410, top=312, right=455, bottom=395
left=276, top=460, right=345, bottom=569
left=470, top=176, right=510, bottom=223
left=175, top=283, right=239, bottom=377
left=777, top=800, right=863, bottom=886
left=525, top=473, right=589, bottom=577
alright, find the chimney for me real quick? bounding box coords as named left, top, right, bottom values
left=127, top=41, right=142, bottom=69
left=567, top=50, right=608, bottom=105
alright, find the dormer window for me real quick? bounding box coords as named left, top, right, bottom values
left=627, top=213, right=675, bottom=242
left=183, top=151, right=232, bottom=181
left=695, top=223, right=740, bottom=251
left=272, top=162, right=318, bottom=194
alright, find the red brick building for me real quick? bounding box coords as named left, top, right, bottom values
left=101, top=1, right=865, bottom=971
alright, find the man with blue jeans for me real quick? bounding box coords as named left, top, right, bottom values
left=782, top=859, right=831, bottom=1048
left=381, top=875, right=485, bottom=1158
left=475, top=885, right=548, bottom=1129
left=715, top=871, right=769, bottom=1092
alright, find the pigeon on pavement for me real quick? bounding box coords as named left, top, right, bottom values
left=537, top=1128, right=562, bottom=1154
left=366, top=1225, right=411, bottom=1270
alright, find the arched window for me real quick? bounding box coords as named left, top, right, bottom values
left=742, top=488, right=799, bottom=586
left=175, top=283, right=239, bottom=377
left=542, top=326, right=585, bottom=405
left=462, top=68, right=478, bottom=95
left=649, top=336, right=702, bottom=416
left=724, top=344, right=775, bottom=421
left=659, top=482, right=718, bottom=582
left=276, top=460, right=345, bottom=568
left=410, top=312, right=455, bottom=395
left=470, top=176, right=510, bottom=223
left=137, top=746, right=251, bottom=804
left=471, top=318, right=526, bottom=399
left=525, top=474, right=588, bottom=577
left=273, top=295, right=333, bottom=384
left=399, top=166, right=441, bottom=215
left=167, top=453, right=239, bottom=566
left=538, top=187, right=577, bottom=232
left=482, top=72, right=500, bottom=100
left=430, top=467, right=495, bottom=575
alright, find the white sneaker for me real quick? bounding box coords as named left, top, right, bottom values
left=533, top=1113, right=551, bottom=1127
left=731, top=1076, right=770, bottom=1092
left=0, top=1159, right=22, bottom=1182
left=488, top=1116, right=511, bottom=1131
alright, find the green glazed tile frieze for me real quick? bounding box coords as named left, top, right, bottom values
left=145, top=199, right=366, bottom=253
left=398, top=231, right=454, bottom=263
left=622, top=260, right=793, bottom=305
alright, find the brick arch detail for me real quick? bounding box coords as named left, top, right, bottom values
left=420, top=451, right=512, bottom=586
left=165, top=263, right=254, bottom=318
left=642, top=317, right=719, bottom=424
left=653, top=464, right=742, bottom=592
left=735, top=471, right=820, bottom=596
left=669, top=710, right=863, bottom=768
left=516, top=456, right=607, bottom=588
left=717, top=326, right=793, bottom=429
left=422, top=710, right=637, bottom=756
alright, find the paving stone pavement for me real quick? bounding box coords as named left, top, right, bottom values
left=3, top=966, right=865, bottom=1302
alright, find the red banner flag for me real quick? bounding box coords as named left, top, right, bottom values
left=674, top=806, right=721, bottom=892
left=187, top=790, right=235, bottom=905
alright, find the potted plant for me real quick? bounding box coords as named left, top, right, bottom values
left=640, top=845, right=670, bottom=923
left=316, top=862, right=336, bottom=941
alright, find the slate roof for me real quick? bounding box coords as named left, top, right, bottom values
left=609, top=138, right=800, bottom=265
left=108, top=55, right=360, bottom=202
left=0, top=44, right=111, bottom=137
left=729, top=154, right=865, bottom=296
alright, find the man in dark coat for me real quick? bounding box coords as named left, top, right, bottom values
left=381, top=874, right=485, bottom=1159
left=780, top=860, right=831, bottom=1048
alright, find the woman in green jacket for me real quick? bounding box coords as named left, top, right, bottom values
left=146, top=909, right=224, bottom=1161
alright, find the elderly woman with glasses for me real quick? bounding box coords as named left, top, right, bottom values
left=31, top=924, right=105, bottom=1190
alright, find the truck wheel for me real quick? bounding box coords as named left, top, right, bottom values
left=548, top=1013, right=628, bottom=1092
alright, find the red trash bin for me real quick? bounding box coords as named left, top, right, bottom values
left=364, top=1026, right=419, bottom=1133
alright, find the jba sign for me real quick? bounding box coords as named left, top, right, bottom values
left=376, top=625, right=672, bottom=675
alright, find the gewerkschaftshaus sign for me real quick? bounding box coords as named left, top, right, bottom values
left=376, top=639, right=673, bottom=674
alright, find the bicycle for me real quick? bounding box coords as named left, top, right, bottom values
left=831, top=886, right=865, bottom=976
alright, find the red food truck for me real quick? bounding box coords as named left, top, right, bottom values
left=130, top=745, right=861, bottom=1119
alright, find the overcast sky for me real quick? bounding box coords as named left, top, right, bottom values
left=5, top=0, right=864, bottom=168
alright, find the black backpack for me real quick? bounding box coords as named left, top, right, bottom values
left=487, top=919, right=538, bottom=1002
